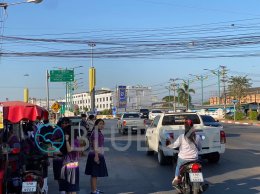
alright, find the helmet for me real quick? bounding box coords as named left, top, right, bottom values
left=184, top=119, right=194, bottom=135
left=185, top=119, right=193, bottom=127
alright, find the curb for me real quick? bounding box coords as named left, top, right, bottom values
left=220, top=120, right=260, bottom=126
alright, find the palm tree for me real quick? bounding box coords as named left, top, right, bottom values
left=177, top=82, right=195, bottom=110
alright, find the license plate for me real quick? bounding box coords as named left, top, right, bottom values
left=189, top=173, right=204, bottom=182
left=22, top=182, right=37, bottom=192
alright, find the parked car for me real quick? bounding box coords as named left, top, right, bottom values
left=149, top=109, right=163, bottom=120
left=139, top=108, right=149, bottom=119
left=145, top=112, right=226, bottom=165
left=117, top=112, right=146, bottom=134
left=200, top=115, right=222, bottom=127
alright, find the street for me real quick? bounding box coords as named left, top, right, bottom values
left=47, top=120, right=260, bottom=194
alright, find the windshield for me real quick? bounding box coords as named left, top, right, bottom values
left=152, top=110, right=162, bottom=113
left=140, top=109, right=149, bottom=113
left=201, top=115, right=216, bottom=122
left=123, top=114, right=140, bottom=118
left=162, top=114, right=201, bottom=125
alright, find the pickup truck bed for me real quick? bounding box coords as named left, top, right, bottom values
left=117, top=113, right=146, bottom=135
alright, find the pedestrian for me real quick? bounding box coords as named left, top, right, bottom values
left=52, top=117, right=71, bottom=194
left=167, top=119, right=202, bottom=187
left=59, top=125, right=81, bottom=194
left=85, top=119, right=108, bottom=194
left=87, top=114, right=95, bottom=139
left=80, top=113, right=88, bottom=131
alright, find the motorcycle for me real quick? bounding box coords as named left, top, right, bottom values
left=173, top=161, right=208, bottom=194
left=21, top=155, right=48, bottom=194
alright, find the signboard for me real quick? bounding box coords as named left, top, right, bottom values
left=0, top=104, right=3, bottom=129
left=118, top=86, right=127, bottom=108
left=50, top=70, right=74, bottom=82
left=51, top=102, right=61, bottom=113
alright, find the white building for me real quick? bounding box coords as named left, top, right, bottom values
left=72, top=89, right=113, bottom=112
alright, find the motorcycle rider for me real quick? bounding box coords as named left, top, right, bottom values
left=167, top=119, right=202, bottom=187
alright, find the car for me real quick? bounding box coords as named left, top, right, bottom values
left=117, top=112, right=146, bottom=134
left=149, top=109, right=163, bottom=120
left=145, top=112, right=226, bottom=165
left=139, top=108, right=149, bottom=119
left=200, top=115, right=222, bottom=127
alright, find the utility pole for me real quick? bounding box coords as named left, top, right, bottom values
left=220, top=65, right=228, bottom=112
left=170, top=78, right=179, bottom=112
left=46, top=70, right=50, bottom=112
left=165, top=85, right=171, bottom=110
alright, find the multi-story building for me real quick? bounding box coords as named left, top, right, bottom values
left=72, top=89, right=113, bottom=112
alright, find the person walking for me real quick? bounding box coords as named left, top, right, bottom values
left=59, top=125, right=81, bottom=194
left=53, top=117, right=71, bottom=194
left=85, top=119, right=108, bottom=194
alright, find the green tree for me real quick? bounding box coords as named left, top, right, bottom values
left=162, top=96, right=178, bottom=107
left=228, top=76, right=252, bottom=105
left=177, top=82, right=195, bottom=110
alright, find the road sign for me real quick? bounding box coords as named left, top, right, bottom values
left=51, top=102, right=61, bottom=112
left=50, top=70, right=74, bottom=82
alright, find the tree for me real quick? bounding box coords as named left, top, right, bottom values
left=177, top=82, right=195, bottom=110
left=162, top=95, right=178, bottom=108
left=228, top=76, right=251, bottom=105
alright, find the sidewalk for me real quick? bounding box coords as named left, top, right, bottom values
left=220, top=119, right=260, bottom=126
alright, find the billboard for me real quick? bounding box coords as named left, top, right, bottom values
left=118, top=86, right=127, bottom=108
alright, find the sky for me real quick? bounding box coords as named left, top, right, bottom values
left=1, top=0, right=260, bottom=104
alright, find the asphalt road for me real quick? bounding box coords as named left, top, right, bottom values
left=47, top=120, right=260, bottom=194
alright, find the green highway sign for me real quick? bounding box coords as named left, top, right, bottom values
left=50, top=70, right=74, bottom=82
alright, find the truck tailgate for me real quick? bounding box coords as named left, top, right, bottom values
left=196, top=126, right=221, bottom=149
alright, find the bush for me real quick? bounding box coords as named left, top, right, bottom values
left=100, top=109, right=112, bottom=115
left=248, top=111, right=258, bottom=120
left=235, top=111, right=244, bottom=120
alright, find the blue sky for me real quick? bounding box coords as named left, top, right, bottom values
left=1, top=0, right=260, bottom=103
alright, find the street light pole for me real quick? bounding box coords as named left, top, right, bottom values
left=88, top=43, right=96, bottom=113
left=46, top=70, right=50, bottom=111
left=0, top=0, right=43, bottom=8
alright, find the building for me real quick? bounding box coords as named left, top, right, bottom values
left=72, top=89, right=113, bottom=112
left=209, top=87, right=260, bottom=105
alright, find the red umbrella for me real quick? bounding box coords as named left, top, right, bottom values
left=0, top=101, right=48, bottom=123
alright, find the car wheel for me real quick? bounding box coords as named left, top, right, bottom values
left=207, top=152, right=220, bottom=163
left=158, top=147, right=167, bottom=165
left=146, top=138, right=154, bottom=156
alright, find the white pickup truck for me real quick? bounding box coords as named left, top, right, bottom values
left=117, top=112, right=146, bottom=135
left=145, top=112, right=226, bottom=165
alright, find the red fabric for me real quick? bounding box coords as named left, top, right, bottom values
left=0, top=101, right=48, bottom=123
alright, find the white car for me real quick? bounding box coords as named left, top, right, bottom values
left=149, top=110, right=163, bottom=120
left=145, top=112, right=226, bottom=165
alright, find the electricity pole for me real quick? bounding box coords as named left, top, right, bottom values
left=220, top=65, right=228, bottom=112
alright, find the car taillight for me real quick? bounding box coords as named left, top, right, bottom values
left=220, top=130, right=226, bottom=144
left=191, top=163, right=201, bottom=173
left=25, top=174, right=34, bottom=182
left=123, top=120, right=127, bottom=126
